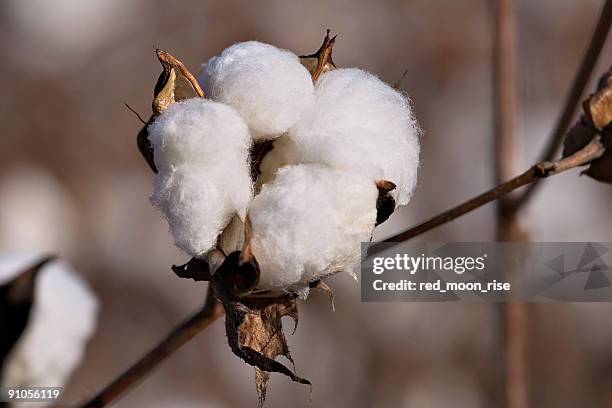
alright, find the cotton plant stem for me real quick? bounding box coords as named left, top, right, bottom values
left=510, top=0, right=612, bottom=211
left=493, top=0, right=518, bottom=192
left=492, top=0, right=528, bottom=406
left=77, top=286, right=224, bottom=408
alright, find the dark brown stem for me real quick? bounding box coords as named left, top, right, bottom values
left=371, top=135, right=605, bottom=249
left=493, top=0, right=518, bottom=192
left=493, top=1, right=527, bottom=406
left=510, top=0, right=612, bottom=210
left=77, top=286, right=224, bottom=408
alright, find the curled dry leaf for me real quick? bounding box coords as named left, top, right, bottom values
left=211, top=268, right=310, bottom=407
left=300, top=29, right=337, bottom=81
left=152, top=48, right=205, bottom=115
left=563, top=66, right=612, bottom=184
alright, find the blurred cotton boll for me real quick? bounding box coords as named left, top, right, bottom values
left=0, top=254, right=98, bottom=405
left=3, top=0, right=143, bottom=74
left=0, top=167, right=78, bottom=257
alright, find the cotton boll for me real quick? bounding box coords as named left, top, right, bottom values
left=199, top=41, right=315, bottom=139
left=148, top=98, right=253, bottom=257
left=248, top=164, right=378, bottom=291
left=287, top=68, right=420, bottom=206
left=1, top=255, right=98, bottom=395
left=148, top=98, right=252, bottom=173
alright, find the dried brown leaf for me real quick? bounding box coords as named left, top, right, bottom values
left=136, top=49, right=205, bottom=172
left=215, top=251, right=260, bottom=294
left=375, top=179, right=397, bottom=225
left=171, top=257, right=211, bottom=282
left=562, top=66, right=612, bottom=184
left=152, top=49, right=204, bottom=115
left=309, top=279, right=335, bottom=311
left=211, top=261, right=310, bottom=407
left=136, top=116, right=157, bottom=173
left=586, top=86, right=612, bottom=131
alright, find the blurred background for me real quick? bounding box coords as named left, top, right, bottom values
left=1, top=0, right=612, bottom=406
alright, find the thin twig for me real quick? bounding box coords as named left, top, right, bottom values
left=77, top=286, right=224, bottom=408
left=369, top=135, right=605, bottom=253
left=510, top=0, right=612, bottom=211
left=123, top=102, right=147, bottom=125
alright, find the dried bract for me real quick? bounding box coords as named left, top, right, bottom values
left=563, top=65, right=612, bottom=183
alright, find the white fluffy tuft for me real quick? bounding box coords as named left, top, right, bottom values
left=149, top=98, right=253, bottom=256
left=2, top=255, right=98, bottom=393
left=282, top=68, right=420, bottom=206
left=248, top=164, right=378, bottom=291
left=199, top=41, right=314, bottom=139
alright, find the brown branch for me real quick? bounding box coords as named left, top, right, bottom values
left=77, top=286, right=224, bottom=408
left=369, top=135, right=605, bottom=252
left=510, top=0, right=612, bottom=211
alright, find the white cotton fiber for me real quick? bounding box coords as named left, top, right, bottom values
left=149, top=98, right=253, bottom=257
left=286, top=68, right=421, bottom=206
left=248, top=164, right=378, bottom=291
left=2, top=255, right=98, bottom=395
left=199, top=41, right=314, bottom=140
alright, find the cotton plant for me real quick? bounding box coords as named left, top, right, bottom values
left=0, top=253, right=98, bottom=407
left=139, top=30, right=420, bottom=404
